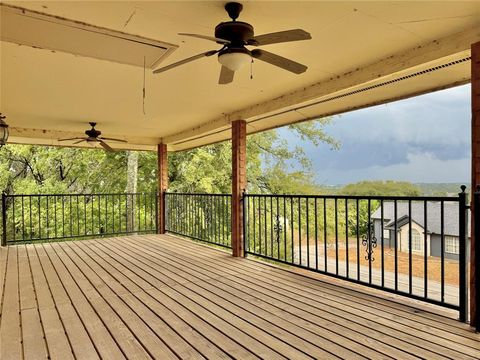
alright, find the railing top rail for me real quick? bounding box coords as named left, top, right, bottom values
left=244, top=193, right=462, bottom=202
left=165, top=192, right=231, bottom=197
left=5, top=192, right=157, bottom=198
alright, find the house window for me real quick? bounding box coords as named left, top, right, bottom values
left=411, top=229, right=422, bottom=251
left=445, top=236, right=459, bottom=254
left=383, top=229, right=390, bottom=239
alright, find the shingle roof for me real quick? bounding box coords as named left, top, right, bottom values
left=371, top=201, right=469, bottom=237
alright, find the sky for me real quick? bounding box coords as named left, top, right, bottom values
left=280, top=84, right=471, bottom=186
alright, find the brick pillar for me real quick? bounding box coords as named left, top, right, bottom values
left=471, top=41, right=480, bottom=328
left=157, top=143, right=168, bottom=234
left=232, top=120, right=247, bottom=257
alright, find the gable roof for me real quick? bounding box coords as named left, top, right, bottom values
left=371, top=201, right=468, bottom=237
left=385, top=215, right=425, bottom=232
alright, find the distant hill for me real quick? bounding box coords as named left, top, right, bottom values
left=322, top=182, right=470, bottom=197
left=415, top=183, right=469, bottom=197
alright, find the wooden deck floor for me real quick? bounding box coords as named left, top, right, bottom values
left=0, top=234, right=479, bottom=359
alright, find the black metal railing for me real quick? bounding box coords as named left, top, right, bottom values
left=165, top=193, right=232, bottom=248
left=244, top=189, right=469, bottom=317
left=1, top=192, right=158, bottom=245
left=3, top=188, right=469, bottom=318
left=473, top=188, right=480, bottom=331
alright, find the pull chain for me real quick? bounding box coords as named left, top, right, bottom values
left=250, top=59, right=254, bottom=80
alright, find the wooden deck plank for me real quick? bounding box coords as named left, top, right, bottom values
left=113, top=239, right=383, bottom=359
left=77, top=239, right=259, bottom=359
left=25, top=245, right=74, bottom=360
left=89, top=239, right=295, bottom=360
left=2, top=234, right=479, bottom=360
left=140, top=235, right=480, bottom=359
left=66, top=240, right=232, bottom=360
left=17, top=245, right=49, bottom=359
left=37, top=243, right=121, bottom=360
left=158, top=234, right=480, bottom=337
left=0, top=246, right=23, bottom=360
left=48, top=243, right=163, bottom=360
left=101, top=240, right=339, bottom=360
left=0, top=246, right=9, bottom=316
left=54, top=241, right=197, bottom=360
left=33, top=244, right=99, bottom=360
left=120, top=236, right=462, bottom=359
left=116, top=237, right=414, bottom=359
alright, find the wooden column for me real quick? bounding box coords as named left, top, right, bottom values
left=471, top=41, right=480, bottom=328
left=157, top=143, right=168, bottom=234
left=232, top=120, right=247, bottom=257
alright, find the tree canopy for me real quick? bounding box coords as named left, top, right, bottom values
left=340, top=180, right=422, bottom=196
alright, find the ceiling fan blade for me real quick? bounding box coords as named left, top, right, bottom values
left=178, top=33, right=230, bottom=44
left=218, top=65, right=234, bottom=84
left=58, top=137, right=85, bottom=142
left=72, top=139, right=86, bottom=145
left=251, top=49, right=307, bottom=74
left=153, top=50, right=219, bottom=74
left=99, top=137, right=127, bottom=143
left=248, top=29, right=311, bottom=46
left=98, top=139, right=115, bottom=152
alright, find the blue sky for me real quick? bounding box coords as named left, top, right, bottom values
left=280, top=84, right=471, bottom=185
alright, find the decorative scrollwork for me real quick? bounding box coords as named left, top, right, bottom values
left=273, top=215, right=282, bottom=243
left=362, top=223, right=377, bottom=262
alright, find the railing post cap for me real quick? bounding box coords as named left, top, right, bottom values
left=460, top=185, right=467, bottom=193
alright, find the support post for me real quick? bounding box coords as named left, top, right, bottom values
left=157, top=143, right=168, bottom=234
left=232, top=120, right=247, bottom=257
left=471, top=40, right=480, bottom=329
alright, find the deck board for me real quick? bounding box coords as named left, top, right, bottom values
left=146, top=235, right=479, bottom=358
left=125, top=235, right=476, bottom=359
left=0, top=234, right=479, bottom=359
left=1, top=247, right=23, bottom=360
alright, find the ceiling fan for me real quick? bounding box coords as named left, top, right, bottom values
left=58, top=122, right=127, bottom=152
left=153, top=2, right=311, bottom=84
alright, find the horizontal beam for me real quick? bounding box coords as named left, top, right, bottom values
left=163, top=25, right=480, bottom=145
left=8, top=127, right=167, bottom=151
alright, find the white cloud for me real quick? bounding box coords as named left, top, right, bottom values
left=280, top=84, right=471, bottom=184
left=326, top=84, right=470, bottom=147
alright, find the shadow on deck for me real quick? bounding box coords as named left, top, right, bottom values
left=0, top=234, right=478, bottom=359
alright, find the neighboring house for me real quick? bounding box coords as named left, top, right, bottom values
left=371, top=202, right=469, bottom=260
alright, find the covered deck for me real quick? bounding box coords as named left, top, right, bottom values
left=1, top=234, right=478, bottom=360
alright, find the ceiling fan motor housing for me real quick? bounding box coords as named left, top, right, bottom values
left=85, top=128, right=101, bottom=138
left=215, top=21, right=253, bottom=45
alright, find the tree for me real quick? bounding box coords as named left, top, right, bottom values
left=125, top=151, right=139, bottom=231
left=340, top=181, right=421, bottom=237
left=167, top=118, right=338, bottom=194
left=341, top=180, right=421, bottom=196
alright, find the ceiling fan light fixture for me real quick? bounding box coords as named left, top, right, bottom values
left=218, top=50, right=251, bottom=71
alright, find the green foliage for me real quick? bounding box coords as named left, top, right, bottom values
left=167, top=118, right=337, bottom=195
left=0, top=144, right=159, bottom=195
left=341, top=180, right=422, bottom=196
left=0, top=119, right=337, bottom=245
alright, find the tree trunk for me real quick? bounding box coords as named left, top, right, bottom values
left=126, top=151, right=138, bottom=232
